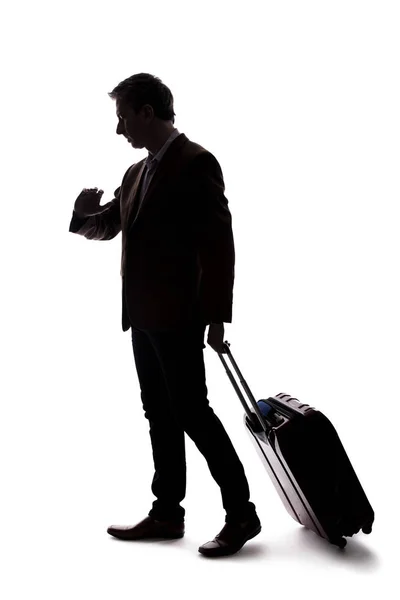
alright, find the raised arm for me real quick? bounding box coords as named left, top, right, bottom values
left=69, top=185, right=123, bottom=240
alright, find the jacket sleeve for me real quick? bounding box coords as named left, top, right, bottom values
left=187, top=152, right=235, bottom=324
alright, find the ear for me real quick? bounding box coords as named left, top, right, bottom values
left=142, top=104, right=154, bottom=120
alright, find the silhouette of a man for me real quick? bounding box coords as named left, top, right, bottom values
left=69, top=73, right=261, bottom=557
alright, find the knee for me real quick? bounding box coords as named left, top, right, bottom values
left=179, top=402, right=215, bottom=432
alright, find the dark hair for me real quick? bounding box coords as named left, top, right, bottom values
left=108, top=73, right=175, bottom=123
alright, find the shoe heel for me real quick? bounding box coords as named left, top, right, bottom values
left=246, top=524, right=262, bottom=542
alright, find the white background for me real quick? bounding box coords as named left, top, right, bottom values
left=1, top=0, right=399, bottom=598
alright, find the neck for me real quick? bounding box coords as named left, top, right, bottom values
left=147, top=124, right=176, bottom=156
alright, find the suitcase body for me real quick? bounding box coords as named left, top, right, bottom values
left=219, top=342, right=375, bottom=548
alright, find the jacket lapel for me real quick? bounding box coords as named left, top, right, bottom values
left=124, top=161, right=147, bottom=230
left=126, top=133, right=189, bottom=233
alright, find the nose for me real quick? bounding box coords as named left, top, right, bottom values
left=116, top=121, right=126, bottom=136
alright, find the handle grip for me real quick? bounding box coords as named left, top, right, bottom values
left=218, top=340, right=273, bottom=434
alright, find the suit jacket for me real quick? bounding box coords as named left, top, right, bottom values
left=69, top=133, right=235, bottom=332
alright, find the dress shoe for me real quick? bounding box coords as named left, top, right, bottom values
left=107, top=516, right=185, bottom=540
left=198, top=514, right=261, bottom=557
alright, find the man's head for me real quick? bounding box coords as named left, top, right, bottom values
left=108, top=73, right=176, bottom=154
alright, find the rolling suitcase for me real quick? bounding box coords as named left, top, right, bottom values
left=218, top=341, right=375, bottom=548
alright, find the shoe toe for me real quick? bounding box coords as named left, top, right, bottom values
left=199, top=539, right=222, bottom=551
left=108, top=525, right=131, bottom=532
left=199, top=535, right=231, bottom=555
left=198, top=518, right=262, bottom=557
left=107, top=517, right=184, bottom=540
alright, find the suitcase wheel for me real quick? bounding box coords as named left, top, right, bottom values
left=332, top=537, right=347, bottom=549
left=362, top=522, right=373, bottom=534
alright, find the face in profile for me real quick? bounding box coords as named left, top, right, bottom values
left=116, top=99, right=151, bottom=149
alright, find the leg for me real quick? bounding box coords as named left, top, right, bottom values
left=131, top=327, right=186, bottom=522
left=145, top=321, right=257, bottom=524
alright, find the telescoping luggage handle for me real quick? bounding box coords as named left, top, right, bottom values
left=218, top=340, right=271, bottom=434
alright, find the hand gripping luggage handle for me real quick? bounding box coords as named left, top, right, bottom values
left=218, top=341, right=270, bottom=434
